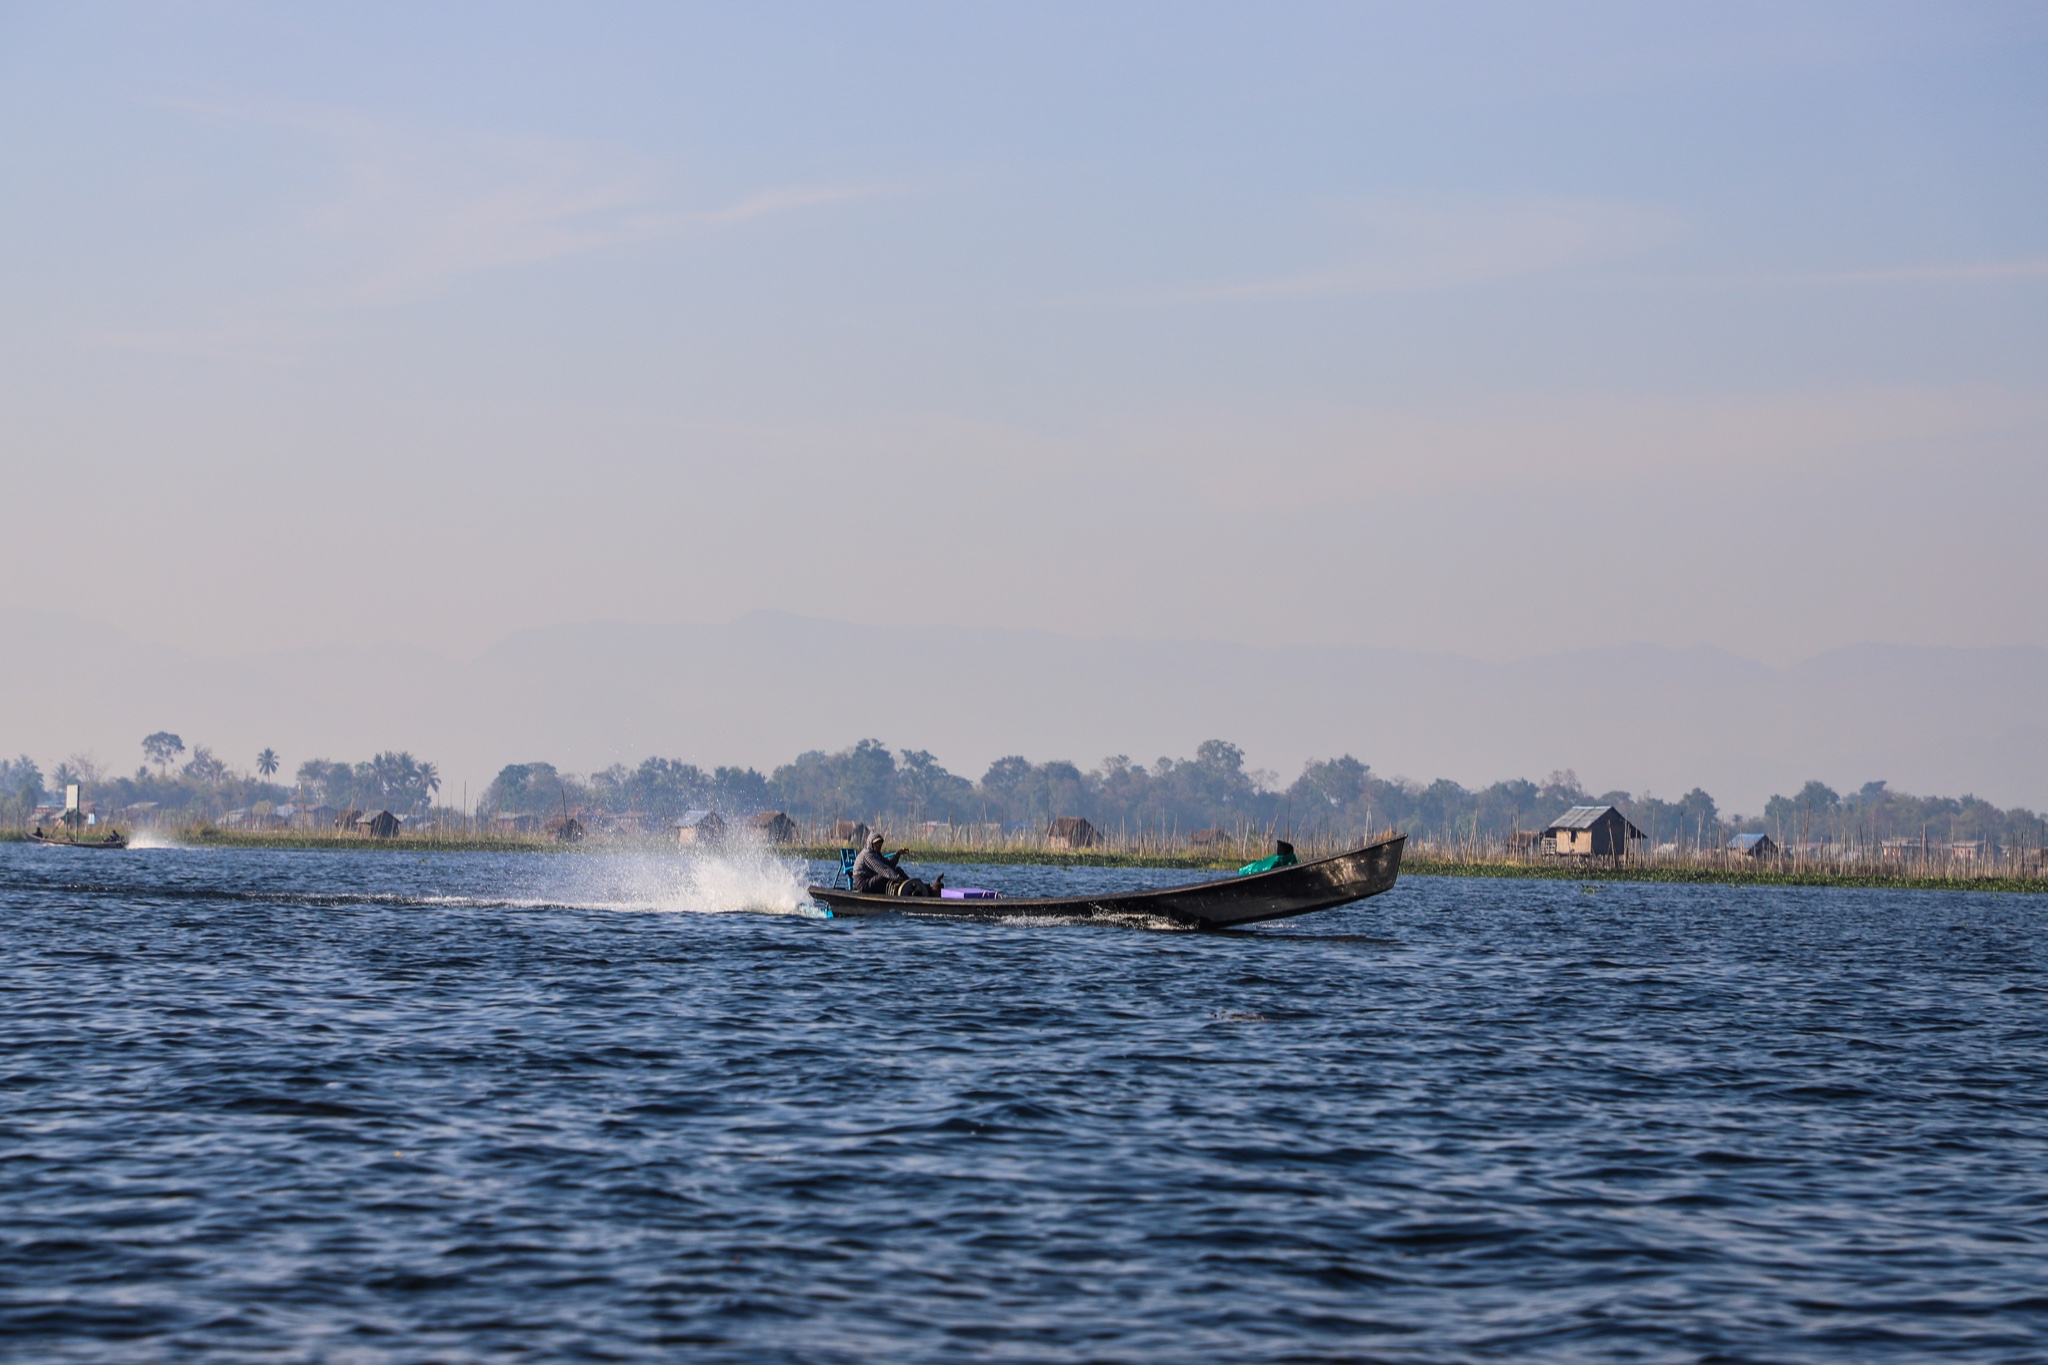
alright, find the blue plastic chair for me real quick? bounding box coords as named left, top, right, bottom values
left=838, top=848, right=858, bottom=888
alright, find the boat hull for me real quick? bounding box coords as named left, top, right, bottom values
left=30, top=834, right=128, bottom=850
left=808, top=835, right=1404, bottom=929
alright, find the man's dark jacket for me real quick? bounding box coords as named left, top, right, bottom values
left=852, top=845, right=904, bottom=893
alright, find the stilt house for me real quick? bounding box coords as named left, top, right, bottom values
left=1046, top=816, right=1097, bottom=850
left=750, top=811, right=797, bottom=845
left=676, top=810, right=727, bottom=846
left=1542, top=805, right=1644, bottom=857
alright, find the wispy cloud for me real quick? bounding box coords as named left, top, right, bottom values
left=1105, top=384, right=2048, bottom=509
left=1051, top=194, right=1682, bottom=308
left=90, top=98, right=880, bottom=351
left=680, top=184, right=879, bottom=228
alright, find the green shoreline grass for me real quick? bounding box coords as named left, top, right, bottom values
left=7, top=828, right=2042, bottom=894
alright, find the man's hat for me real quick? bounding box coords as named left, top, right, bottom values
left=868, top=832, right=884, bottom=845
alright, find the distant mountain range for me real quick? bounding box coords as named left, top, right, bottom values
left=3, top=608, right=2043, bottom=816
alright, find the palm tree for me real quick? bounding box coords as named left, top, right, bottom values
left=256, top=748, right=280, bottom=779
left=368, top=751, right=445, bottom=814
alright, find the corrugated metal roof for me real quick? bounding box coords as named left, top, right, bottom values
left=1546, top=805, right=1616, bottom=831
left=1730, top=832, right=1772, bottom=850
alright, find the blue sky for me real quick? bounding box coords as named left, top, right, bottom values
left=3, top=1, right=2043, bottom=665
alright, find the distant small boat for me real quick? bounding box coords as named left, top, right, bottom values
left=31, top=779, right=127, bottom=849
left=809, top=834, right=1404, bottom=929
left=30, top=831, right=128, bottom=850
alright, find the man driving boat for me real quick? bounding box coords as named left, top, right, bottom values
left=851, top=833, right=944, bottom=897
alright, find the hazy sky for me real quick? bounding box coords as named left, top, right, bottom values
left=4, top=1, right=2044, bottom=668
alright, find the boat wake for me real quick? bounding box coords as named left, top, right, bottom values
left=1, top=842, right=822, bottom=920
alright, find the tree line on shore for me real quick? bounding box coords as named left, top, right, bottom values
left=0, top=734, right=439, bottom=827
left=2, top=734, right=2042, bottom=852
left=487, top=741, right=2042, bottom=851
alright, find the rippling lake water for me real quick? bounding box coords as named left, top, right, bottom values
left=3, top=842, right=2045, bottom=1362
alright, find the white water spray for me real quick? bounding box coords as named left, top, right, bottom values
left=560, top=840, right=818, bottom=917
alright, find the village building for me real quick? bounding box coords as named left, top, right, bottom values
left=1880, top=837, right=1926, bottom=862
left=676, top=810, right=727, bottom=846
left=547, top=816, right=585, bottom=842
left=335, top=808, right=364, bottom=831
left=1542, top=805, right=1644, bottom=857
left=750, top=811, right=797, bottom=844
left=362, top=810, right=401, bottom=838
left=493, top=812, right=538, bottom=834
left=1189, top=828, right=1226, bottom=848
left=1046, top=816, right=1097, bottom=850
left=829, top=820, right=871, bottom=846
left=1730, top=832, right=1779, bottom=858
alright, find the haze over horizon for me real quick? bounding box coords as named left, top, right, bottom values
left=4, top=3, right=2044, bottom=804
left=6, top=605, right=2045, bottom=820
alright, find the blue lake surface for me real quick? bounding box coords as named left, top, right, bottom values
left=3, top=841, right=2045, bottom=1362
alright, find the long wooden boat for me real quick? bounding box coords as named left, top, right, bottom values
left=808, top=834, right=1404, bottom=929
left=30, top=832, right=128, bottom=850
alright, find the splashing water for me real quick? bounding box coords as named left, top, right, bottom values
left=121, top=829, right=183, bottom=850
left=561, top=842, right=818, bottom=917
